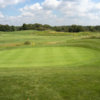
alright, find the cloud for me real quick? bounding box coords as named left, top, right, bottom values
left=0, top=12, right=4, bottom=18
left=42, top=0, right=61, bottom=9
left=19, top=0, right=100, bottom=25
left=0, top=0, right=100, bottom=25
left=20, top=3, right=43, bottom=12
left=58, top=0, right=100, bottom=19
left=18, top=3, right=58, bottom=25
left=0, top=0, right=25, bottom=8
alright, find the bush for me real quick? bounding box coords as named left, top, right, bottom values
left=24, top=41, right=31, bottom=45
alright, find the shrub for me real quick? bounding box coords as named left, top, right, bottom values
left=24, top=41, right=31, bottom=45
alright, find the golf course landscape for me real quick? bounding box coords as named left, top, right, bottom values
left=0, top=30, right=100, bottom=100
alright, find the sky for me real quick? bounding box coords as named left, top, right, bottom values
left=0, top=0, right=100, bottom=26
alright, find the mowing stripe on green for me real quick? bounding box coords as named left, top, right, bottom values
left=0, top=47, right=100, bottom=67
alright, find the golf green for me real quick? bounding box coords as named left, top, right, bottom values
left=0, top=47, right=99, bottom=67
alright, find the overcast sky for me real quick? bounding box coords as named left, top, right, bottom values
left=0, top=0, right=100, bottom=26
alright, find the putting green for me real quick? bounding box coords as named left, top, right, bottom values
left=0, top=47, right=99, bottom=67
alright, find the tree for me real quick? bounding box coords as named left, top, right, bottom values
left=10, top=26, right=15, bottom=31
left=22, top=23, right=27, bottom=30
left=68, top=25, right=84, bottom=32
left=87, top=26, right=96, bottom=32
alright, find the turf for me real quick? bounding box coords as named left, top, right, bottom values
left=0, top=30, right=100, bottom=100
left=0, top=47, right=100, bottom=67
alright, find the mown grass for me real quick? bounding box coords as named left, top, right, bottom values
left=0, top=47, right=99, bottom=67
left=0, top=30, right=100, bottom=100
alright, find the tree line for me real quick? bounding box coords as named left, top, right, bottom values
left=0, top=23, right=100, bottom=32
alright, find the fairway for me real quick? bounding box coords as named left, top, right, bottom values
left=0, top=31, right=100, bottom=100
left=1, top=0, right=100, bottom=98
left=0, top=47, right=100, bottom=67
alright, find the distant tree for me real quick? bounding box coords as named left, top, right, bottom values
left=22, top=23, right=28, bottom=30
left=0, top=23, right=100, bottom=32
left=95, top=26, right=100, bottom=31
left=33, top=23, right=44, bottom=30
left=43, top=24, right=51, bottom=30
left=10, top=26, right=15, bottom=31
left=62, top=26, right=68, bottom=32
left=53, top=26, right=62, bottom=32
left=87, top=26, right=96, bottom=32
left=68, top=25, right=84, bottom=32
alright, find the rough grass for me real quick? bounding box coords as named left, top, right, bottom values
left=0, top=30, right=100, bottom=100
